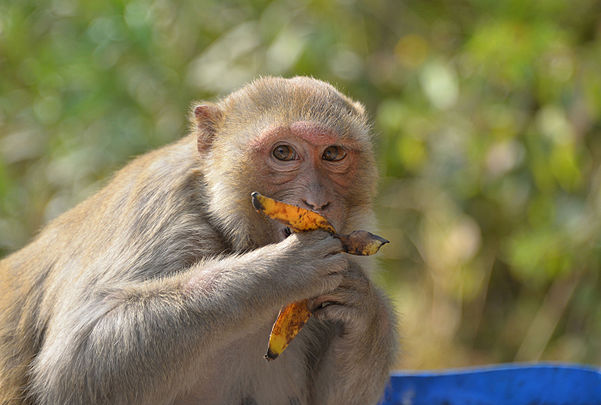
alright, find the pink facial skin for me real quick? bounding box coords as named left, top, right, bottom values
left=249, top=121, right=362, bottom=232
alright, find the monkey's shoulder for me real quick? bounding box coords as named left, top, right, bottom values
left=8, top=135, right=225, bottom=277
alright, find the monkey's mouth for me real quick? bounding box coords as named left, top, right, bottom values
left=282, top=227, right=292, bottom=239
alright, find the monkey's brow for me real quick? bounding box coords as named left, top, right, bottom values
left=248, top=123, right=366, bottom=151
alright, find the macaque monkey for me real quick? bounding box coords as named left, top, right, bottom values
left=0, top=76, right=397, bottom=405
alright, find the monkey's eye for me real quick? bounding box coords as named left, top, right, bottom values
left=322, top=146, right=347, bottom=162
left=272, top=144, right=297, bottom=161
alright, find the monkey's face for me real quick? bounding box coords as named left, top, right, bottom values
left=198, top=77, right=377, bottom=250
left=247, top=120, right=371, bottom=242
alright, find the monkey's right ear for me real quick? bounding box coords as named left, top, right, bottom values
left=192, top=103, right=223, bottom=153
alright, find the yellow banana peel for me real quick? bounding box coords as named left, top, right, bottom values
left=336, top=229, right=389, bottom=256
left=264, top=300, right=312, bottom=361
left=250, top=192, right=388, bottom=361
left=251, top=192, right=336, bottom=234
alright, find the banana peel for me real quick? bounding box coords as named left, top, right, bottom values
left=264, top=300, right=312, bottom=361
left=250, top=192, right=389, bottom=361
left=251, top=192, right=388, bottom=256
left=251, top=192, right=336, bottom=234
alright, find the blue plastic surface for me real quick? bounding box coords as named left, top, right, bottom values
left=379, top=363, right=601, bottom=405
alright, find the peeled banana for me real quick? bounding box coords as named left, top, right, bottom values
left=251, top=192, right=389, bottom=361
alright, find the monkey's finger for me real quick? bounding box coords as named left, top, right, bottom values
left=311, top=301, right=359, bottom=326
left=309, top=288, right=367, bottom=327
left=251, top=192, right=336, bottom=234
left=310, top=288, right=350, bottom=312
left=321, top=253, right=347, bottom=276
left=326, top=238, right=344, bottom=256
left=298, top=231, right=344, bottom=256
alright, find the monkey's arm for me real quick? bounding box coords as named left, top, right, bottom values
left=308, top=262, right=398, bottom=405
left=30, top=233, right=344, bottom=405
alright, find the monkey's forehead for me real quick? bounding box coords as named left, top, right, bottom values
left=248, top=121, right=368, bottom=152
left=289, top=121, right=337, bottom=145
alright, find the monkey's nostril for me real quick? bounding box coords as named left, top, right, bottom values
left=301, top=199, right=314, bottom=210
left=302, top=200, right=330, bottom=211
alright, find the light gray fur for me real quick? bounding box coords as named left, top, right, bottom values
left=0, top=77, right=397, bottom=405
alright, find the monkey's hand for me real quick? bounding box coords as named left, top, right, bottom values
left=308, top=260, right=380, bottom=335
left=185, top=230, right=345, bottom=336
left=307, top=260, right=397, bottom=405
left=273, top=231, right=347, bottom=303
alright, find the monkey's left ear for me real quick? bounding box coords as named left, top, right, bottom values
left=192, top=103, right=223, bottom=153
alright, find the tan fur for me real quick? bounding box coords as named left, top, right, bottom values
left=0, top=77, right=397, bottom=405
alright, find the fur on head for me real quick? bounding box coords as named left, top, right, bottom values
left=192, top=76, right=377, bottom=251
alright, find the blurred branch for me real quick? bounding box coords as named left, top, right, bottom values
left=515, top=272, right=581, bottom=362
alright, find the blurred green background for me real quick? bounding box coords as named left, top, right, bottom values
left=2, top=0, right=601, bottom=370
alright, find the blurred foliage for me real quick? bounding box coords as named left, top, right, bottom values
left=2, top=0, right=601, bottom=370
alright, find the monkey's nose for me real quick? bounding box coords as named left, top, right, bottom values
left=301, top=199, right=330, bottom=212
